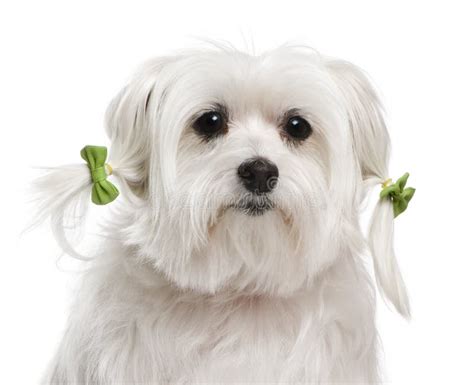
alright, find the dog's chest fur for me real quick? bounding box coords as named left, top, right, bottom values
left=46, top=247, right=378, bottom=384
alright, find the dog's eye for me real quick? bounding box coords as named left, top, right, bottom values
left=193, top=111, right=227, bottom=139
left=284, top=116, right=312, bottom=141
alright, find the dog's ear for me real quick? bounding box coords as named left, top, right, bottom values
left=105, top=58, right=173, bottom=197
left=326, top=60, right=390, bottom=181
left=327, top=60, right=410, bottom=318
left=30, top=58, right=173, bottom=259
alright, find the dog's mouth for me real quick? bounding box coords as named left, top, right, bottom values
left=208, top=195, right=293, bottom=236
left=230, top=195, right=275, bottom=216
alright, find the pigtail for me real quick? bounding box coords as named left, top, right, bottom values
left=31, top=146, right=124, bottom=261
left=368, top=183, right=410, bottom=318
left=368, top=173, right=415, bottom=318
left=31, top=163, right=95, bottom=261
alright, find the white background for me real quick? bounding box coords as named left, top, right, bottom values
left=1, top=1, right=473, bottom=384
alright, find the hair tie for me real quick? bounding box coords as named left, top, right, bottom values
left=380, top=172, right=415, bottom=218
left=80, top=145, right=119, bottom=205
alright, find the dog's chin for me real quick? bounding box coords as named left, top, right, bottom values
left=230, top=195, right=275, bottom=216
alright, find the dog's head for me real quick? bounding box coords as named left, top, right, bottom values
left=104, top=46, right=405, bottom=310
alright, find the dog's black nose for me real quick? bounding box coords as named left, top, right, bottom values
left=238, top=157, right=279, bottom=194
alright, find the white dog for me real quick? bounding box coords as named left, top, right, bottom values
left=35, top=44, right=412, bottom=384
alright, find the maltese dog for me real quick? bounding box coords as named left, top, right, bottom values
left=35, top=44, right=414, bottom=384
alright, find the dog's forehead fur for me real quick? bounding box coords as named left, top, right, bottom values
left=159, top=48, right=343, bottom=127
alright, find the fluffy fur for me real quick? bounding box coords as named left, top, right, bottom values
left=34, top=45, right=409, bottom=384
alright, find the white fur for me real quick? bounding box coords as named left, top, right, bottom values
left=34, top=45, right=409, bottom=384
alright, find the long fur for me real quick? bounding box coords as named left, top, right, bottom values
left=34, top=45, right=409, bottom=384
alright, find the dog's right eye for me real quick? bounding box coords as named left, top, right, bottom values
left=193, top=111, right=228, bottom=140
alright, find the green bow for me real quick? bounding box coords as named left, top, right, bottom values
left=80, top=145, right=119, bottom=205
left=380, top=172, right=415, bottom=218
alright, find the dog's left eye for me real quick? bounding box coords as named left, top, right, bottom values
left=283, top=116, right=312, bottom=141
left=193, top=111, right=227, bottom=139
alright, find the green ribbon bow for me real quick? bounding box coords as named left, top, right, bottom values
left=80, top=145, right=119, bottom=205
left=380, top=172, right=415, bottom=218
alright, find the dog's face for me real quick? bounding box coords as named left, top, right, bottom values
left=108, top=47, right=388, bottom=296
